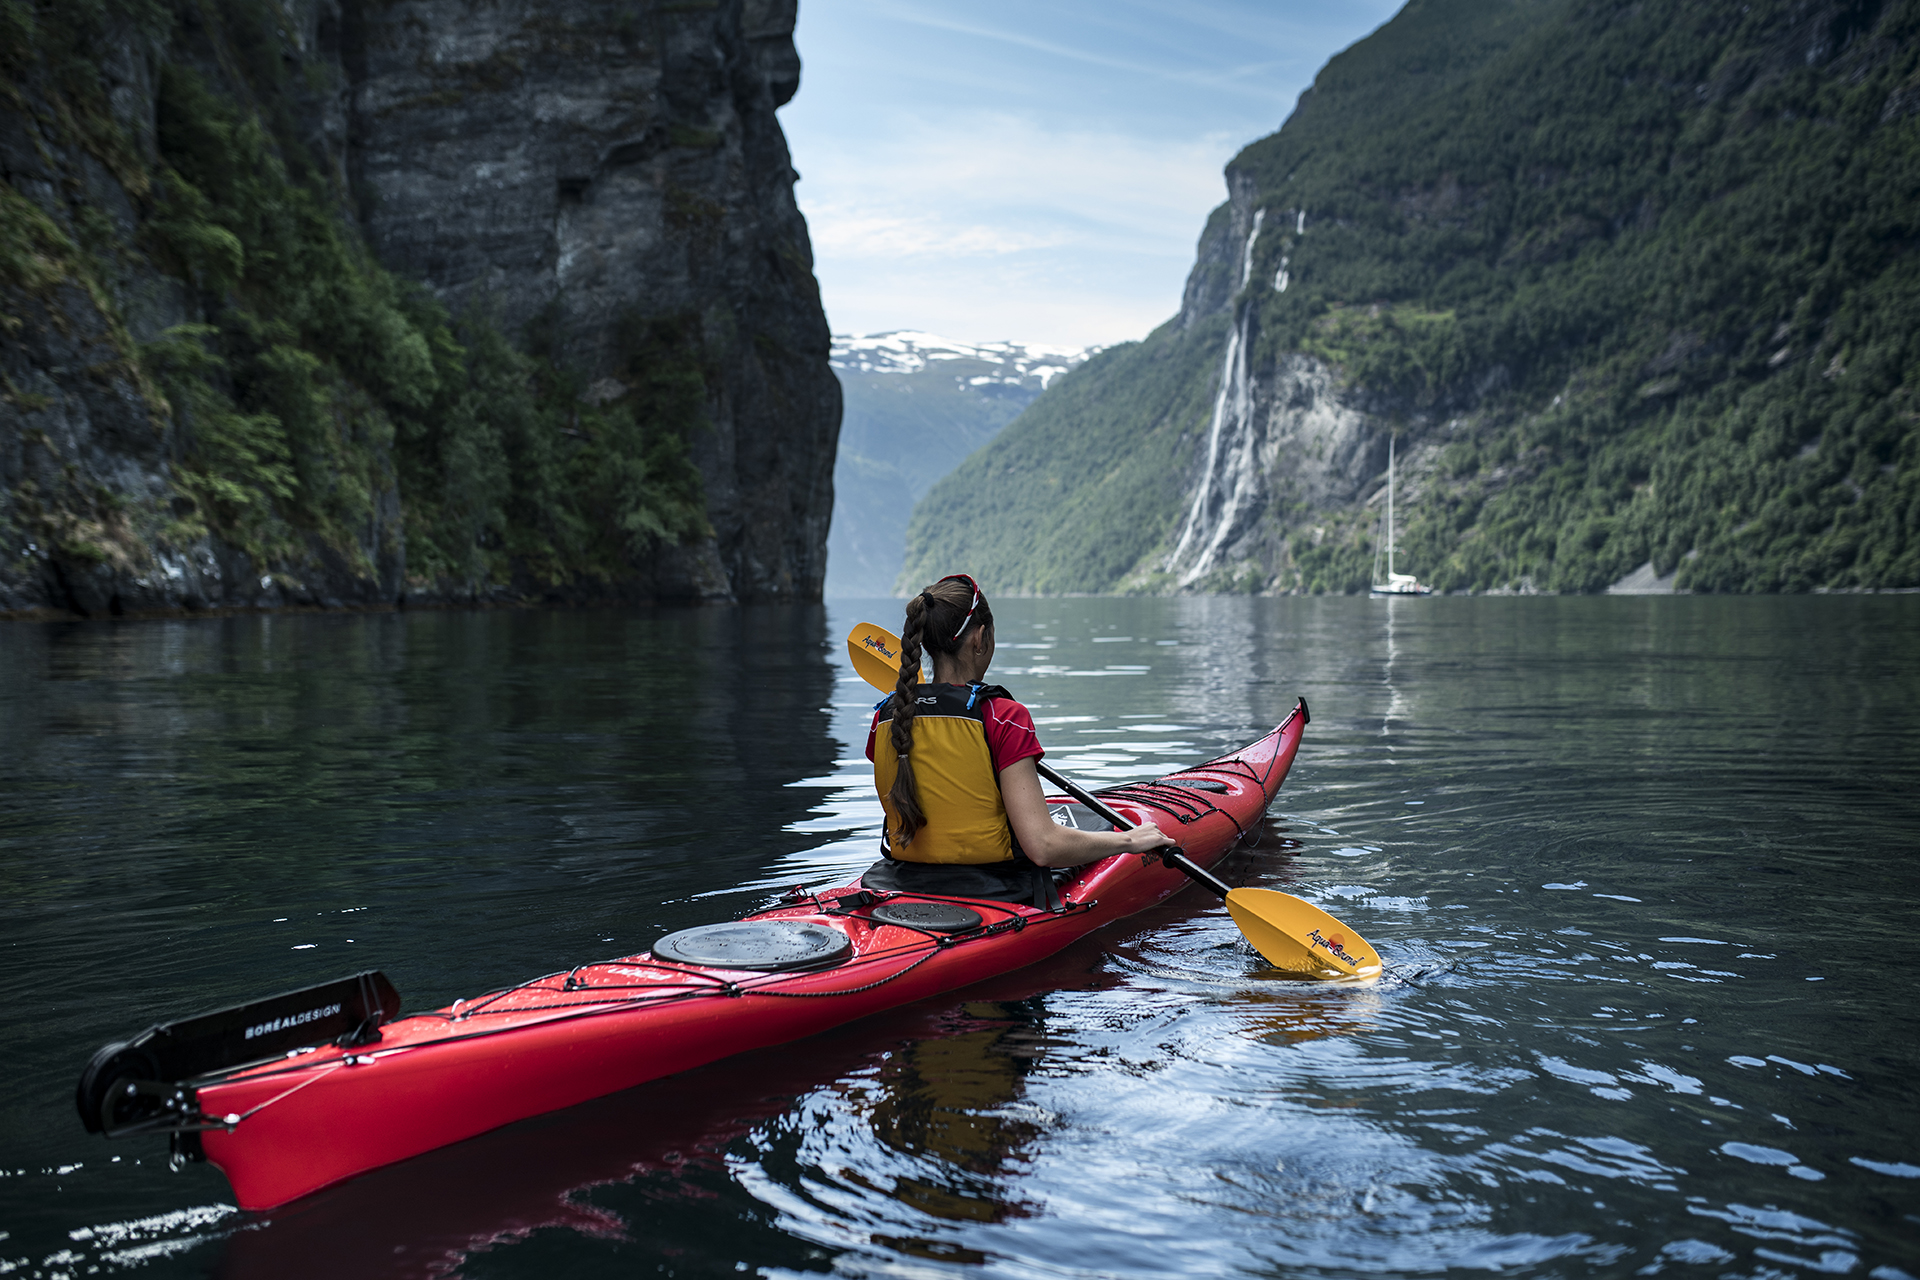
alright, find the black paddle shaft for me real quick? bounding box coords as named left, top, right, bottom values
left=1034, top=761, right=1233, bottom=898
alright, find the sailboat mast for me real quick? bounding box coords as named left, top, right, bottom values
left=1387, top=435, right=1395, bottom=578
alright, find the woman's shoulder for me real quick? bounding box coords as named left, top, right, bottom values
left=977, top=689, right=1033, bottom=725
left=961, top=683, right=1027, bottom=716
left=978, top=690, right=1041, bottom=766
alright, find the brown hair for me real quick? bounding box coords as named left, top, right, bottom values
left=887, top=574, right=994, bottom=848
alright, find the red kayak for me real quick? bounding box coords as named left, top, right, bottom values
left=76, top=702, right=1306, bottom=1209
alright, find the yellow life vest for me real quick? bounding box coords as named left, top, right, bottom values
left=873, top=683, right=1016, bottom=865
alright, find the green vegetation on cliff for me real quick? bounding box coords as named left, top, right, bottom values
left=2, top=0, right=708, bottom=599
left=905, top=0, right=1920, bottom=594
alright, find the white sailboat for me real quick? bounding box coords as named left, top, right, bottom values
left=1371, top=435, right=1432, bottom=596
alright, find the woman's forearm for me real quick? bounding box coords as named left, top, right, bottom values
left=998, top=756, right=1168, bottom=869
left=1020, top=822, right=1145, bottom=869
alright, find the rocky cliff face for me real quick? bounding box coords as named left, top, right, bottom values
left=0, top=0, right=836, bottom=616
left=1157, top=192, right=1422, bottom=593
left=1159, top=343, right=1384, bottom=591
left=346, top=0, right=835, bottom=599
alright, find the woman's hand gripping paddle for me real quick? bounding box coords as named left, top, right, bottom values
left=844, top=622, right=1381, bottom=980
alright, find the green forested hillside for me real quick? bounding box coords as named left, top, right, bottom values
left=905, top=0, right=1920, bottom=594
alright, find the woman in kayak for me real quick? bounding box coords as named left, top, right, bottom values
left=863, top=573, right=1169, bottom=907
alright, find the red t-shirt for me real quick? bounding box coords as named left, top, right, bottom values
left=866, top=689, right=1043, bottom=774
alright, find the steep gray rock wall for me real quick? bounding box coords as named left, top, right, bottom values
left=0, top=12, right=214, bottom=617
left=345, top=0, right=836, bottom=600
left=0, top=0, right=834, bottom=616
left=1176, top=172, right=1261, bottom=332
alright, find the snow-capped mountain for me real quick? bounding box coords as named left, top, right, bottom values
left=826, top=332, right=1097, bottom=597
left=831, top=332, right=1093, bottom=389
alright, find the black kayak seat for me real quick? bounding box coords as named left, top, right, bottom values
left=652, top=921, right=851, bottom=972
left=860, top=857, right=1058, bottom=905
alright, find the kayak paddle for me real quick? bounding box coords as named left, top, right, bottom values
left=847, top=620, right=917, bottom=690
left=843, top=622, right=1380, bottom=979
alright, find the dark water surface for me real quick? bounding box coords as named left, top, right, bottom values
left=3, top=597, right=1918, bottom=1279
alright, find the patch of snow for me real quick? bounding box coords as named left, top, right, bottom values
left=830, top=331, right=1097, bottom=389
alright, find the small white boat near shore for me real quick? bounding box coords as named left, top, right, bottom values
left=1371, top=435, right=1432, bottom=597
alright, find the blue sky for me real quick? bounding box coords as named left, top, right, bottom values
left=779, top=0, right=1400, bottom=349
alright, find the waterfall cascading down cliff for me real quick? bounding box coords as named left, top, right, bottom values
left=1162, top=199, right=1386, bottom=592
left=1165, top=211, right=1264, bottom=587
left=1164, top=316, right=1253, bottom=586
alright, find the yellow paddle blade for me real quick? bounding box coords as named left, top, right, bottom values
left=1226, top=888, right=1382, bottom=979
left=846, top=621, right=910, bottom=693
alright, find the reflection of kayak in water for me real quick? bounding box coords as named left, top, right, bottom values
left=80, top=703, right=1306, bottom=1211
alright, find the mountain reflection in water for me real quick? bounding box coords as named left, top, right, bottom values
left=3, top=596, right=1917, bottom=1280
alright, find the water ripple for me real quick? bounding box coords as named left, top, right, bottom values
left=4, top=597, right=1919, bottom=1278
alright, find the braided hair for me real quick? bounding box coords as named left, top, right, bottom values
left=887, top=574, right=994, bottom=848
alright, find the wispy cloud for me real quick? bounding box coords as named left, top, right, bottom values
left=800, top=113, right=1234, bottom=246
left=807, top=212, right=1064, bottom=260
left=782, top=0, right=1400, bottom=347
left=875, top=7, right=1300, bottom=102
left=794, top=112, right=1235, bottom=345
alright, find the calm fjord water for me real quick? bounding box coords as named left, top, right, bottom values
left=2, top=597, right=1917, bottom=1279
